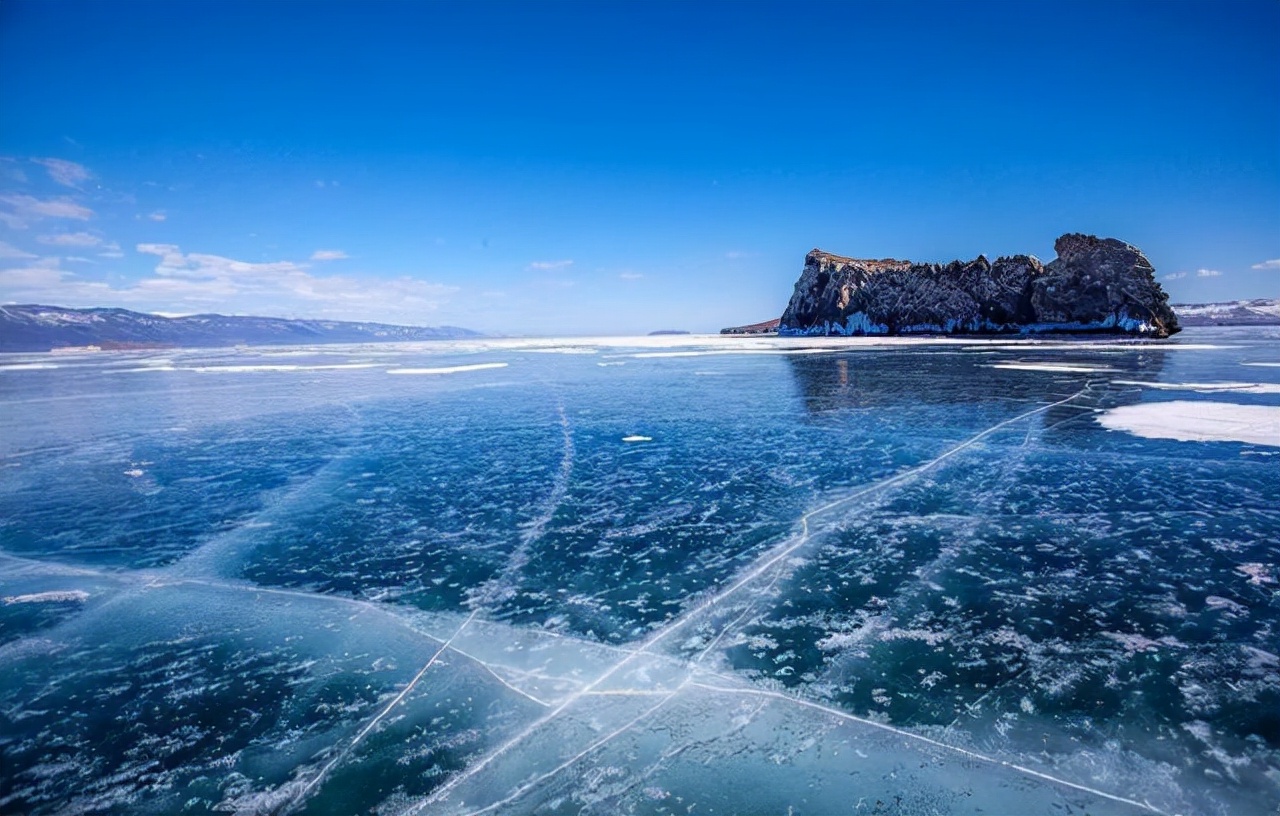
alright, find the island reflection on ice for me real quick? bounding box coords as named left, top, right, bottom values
left=0, top=327, right=1277, bottom=815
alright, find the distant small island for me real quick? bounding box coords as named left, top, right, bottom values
left=724, top=233, right=1182, bottom=338
left=647, top=330, right=691, bottom=336
left=0, top=305, right=481, bottom=353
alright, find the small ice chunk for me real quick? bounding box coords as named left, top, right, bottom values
left=622, top=435, right=652, bottom=443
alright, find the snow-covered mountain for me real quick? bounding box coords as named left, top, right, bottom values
left=0, top=304, right=481, bottom=352
left=1172, top=298, right=1280, bottom=326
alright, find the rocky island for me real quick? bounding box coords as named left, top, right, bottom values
left=776, top=233, right=1180, bottom=338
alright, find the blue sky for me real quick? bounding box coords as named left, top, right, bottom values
left=1, top=0, right=1277, bottom=334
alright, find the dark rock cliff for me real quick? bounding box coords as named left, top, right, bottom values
left=778, top=233, right=1179, bottom=338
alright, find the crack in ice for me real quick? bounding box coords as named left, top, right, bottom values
left=277, top=396, right=580, bottom=812
left=409, top=389, right=1101, bottom=814
left=6, top=384, right=1164, bottom=815
left=287, top=609, right=480, bottom=810
left=461, top=679, right=690, bottom=816
left=686, top=682, right=1167, bottom=814
left=470, top=401, right=574, bottom=608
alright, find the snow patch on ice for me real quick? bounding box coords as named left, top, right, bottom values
left=387, top=363, right=509, bottom=375
left=1096, top=401, right=1280, bottom=447
left=516, top=347, right=599, bottom=355
left=191, top=363, right=382, bottom=373
left=630, top=349, right=831, bottom=358
left=1102, top=632, right=1162, bottom=653
left=990, top=363, right=1114, bottom=373
left=964, top=342, right=1229, bottom=352
left=1237, top=563, right=1275, bottom=586
left=122, top=363, right=383, bottom=373
left=1114, top=380, right=1280, bottom=394
left=3, top=590, right=90, bottom=604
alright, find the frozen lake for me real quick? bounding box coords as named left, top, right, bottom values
left=1, top=327, right=1277, bottom=815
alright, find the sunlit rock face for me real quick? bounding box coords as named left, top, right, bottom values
left=779, top=233, right=1180, bottom=337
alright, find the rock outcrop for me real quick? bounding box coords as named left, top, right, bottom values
left=778, top=234, right=1179, bottom=338
left=720, top=317, right=781, bottom=335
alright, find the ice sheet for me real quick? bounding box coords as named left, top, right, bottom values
left=1, top=327, right=1277, bottom=816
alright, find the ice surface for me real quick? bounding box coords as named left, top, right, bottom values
left=1, top=328, right=1277, bottom=815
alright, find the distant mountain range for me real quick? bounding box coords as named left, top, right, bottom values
left=1170, top=298, right=1280, bottom=326
left=0, top=305, right=482, bottom=352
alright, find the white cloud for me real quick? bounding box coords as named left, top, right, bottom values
left=527, top=260, right=573, bottom=271
left=310, top=249, right=349, bottom=261
left=1163, top=271, right=1187, bottom=280
left=0, top=240, right=36, bottom=259
left=136, top=242, right=178, bottom=256
left=136, top=244, right=305, bottom=281
left=1197, top=268, right=1222, bottom=277
left=2, top=243, right=454, bottom=322
left=148, top=211, right=167, bottom=222
left=98, top=241, right=123, bottom=259
left=619, top=272, right=644, bottom=280
left=32, top=158, right=92, bottom=187
left=0, top=257, right=65, bottom=290
left=1252, top=259, right=1280, bottom=270
left=0, top=194, right=94, bottom=228
left=37, top=232, right=102, bottom=247
left=725, top=251, right=750, bottom=259
left=2, top=243, right=459, bottom=323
